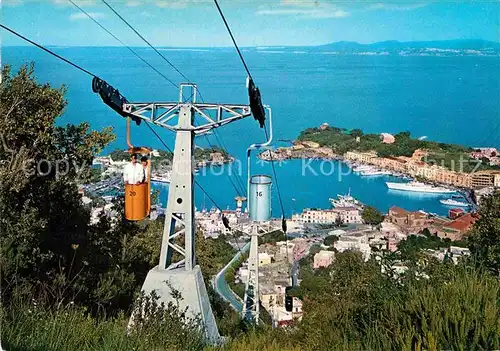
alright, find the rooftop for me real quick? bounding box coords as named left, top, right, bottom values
left=389, top=206, right=427, bottom=219
left=443, top=213, right=476, bottom=232
left=315, top=250, right=336, bottom=259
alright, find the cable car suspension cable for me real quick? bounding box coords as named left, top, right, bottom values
left=68, top=0, right=179, bottom=90
left=203, top=134, right=245, bottom=197
left=212, top=1, right=287, bottom=231
left=2, top=21, right=244, bottom=258
left=93, top=0, right=247, bottom=193
left=0, top=24, right=97, bottom=77
left=100, top=0, right=192, bottom=84
left=212, top=0, right=252, bottom=80
left=212, top=130, right=248, bottom=195
left=75, top=0, right=246, bottom=195
left=145, top=121, right=245, bottom=254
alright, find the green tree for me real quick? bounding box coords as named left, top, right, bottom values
left=468, top=191, right=500, bottom=277
left=0, top=64, right=118, bottom=308
left=361, top=206, right=385, bottom=226
left=350, top=128, right=363, bottom=138
left=323, top=235, right=338, bottom=246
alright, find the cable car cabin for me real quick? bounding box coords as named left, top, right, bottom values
left=124, top=146, right=152, bottom=221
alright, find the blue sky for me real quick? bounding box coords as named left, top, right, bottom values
left=1, top=0, right=499, bottom=47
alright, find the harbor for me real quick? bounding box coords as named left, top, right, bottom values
left=86, top=156, right=477, bottom=219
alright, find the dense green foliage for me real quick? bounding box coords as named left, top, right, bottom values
left=0, top=64, right=121, bottom=311
left=3, top=292, right=206, bottom=351
left=323, top=234, right=338, bottom=246
left=2, top=65, right=500, bottom=351
left=224, top=252, right=248, bottom=299
left=298, top=126, right=496, bottom=171
left=224, top=251, right=500, bottom=351
left=258, top=230, right=286, bottom=245
left=468, top=191, right=500, bottom=276
left=0, top=65, right=241, bottom=348
left=361, top=205, right=385, bottom=226
left=395, top=230, right=452, bottom=261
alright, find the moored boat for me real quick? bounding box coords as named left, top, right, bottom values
left=439, top=199, right=470, bottom=207
left=360, top=170, right=392, bottom=176
left=150, top=171, right=171, bottom=184
left=386, top=181, right=456, bottom=194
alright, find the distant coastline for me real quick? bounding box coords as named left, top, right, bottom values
left=259, top=124, right=500, bottom=190
left=8, top=39, right=499, bottom=57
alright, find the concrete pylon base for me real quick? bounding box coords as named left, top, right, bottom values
left=138, top=265, right=220, bottom=344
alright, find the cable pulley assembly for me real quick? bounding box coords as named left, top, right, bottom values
left=282, top=216, right=287, bottom=234
left=222, top=215, right=231, bottom=230
left=91, top=76, right=141, bottom=125
left=247, top=77, right=266, bottom=128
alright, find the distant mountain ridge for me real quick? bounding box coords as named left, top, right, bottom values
left=318, top=39, right=500, bottom=51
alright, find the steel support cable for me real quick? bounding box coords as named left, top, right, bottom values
left=193, top=95, right=247, bottom=198
left=94, top=0, right=234, bottom=185
left=212, top=0, right=289, bottom=273
left=212, top=0, right=282, bottom=207
left=101, top=0, right=190, bottom=81
left=264, top=121, right=291, bottom=278
left=145, top=121, right=245, bottom=255
left=97, top=0, right=246, bottom=198
left=212, top=0, right=286, bottom=215
left=99, top=0, right=206, bottom=104
left=68, top=0, right=179, bottom=90
left=212, top=129, right=248, bottom=195
left=263, top=125, right=285, bottom=217
left=1, top=22, right=242, bottom=255
left=203, top=134, right=245, bottom=197
left=213, top=0, right=252, bottom=79
left=145, top=121, right=228, bottom=214
left=0, top=24, right=97, bottom=77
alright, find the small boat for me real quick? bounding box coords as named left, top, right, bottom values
left=439, top=199, right=470, bottom=207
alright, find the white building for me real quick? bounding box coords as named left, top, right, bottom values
left=292, top=207, right=362, bottom=224
left=258, top=252, right=273, bottom=266
left=329, top=229, right=347, bottom=236
left=334, top=234, right=371, bottom=261
left=336, top=207, right=362, bottom=224
left=313, top=250, right=336, bottom=269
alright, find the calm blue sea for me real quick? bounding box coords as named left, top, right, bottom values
left=4, top=46, right=500, bottom=216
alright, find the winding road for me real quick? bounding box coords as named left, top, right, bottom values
left=213, top=242, right=250, bottom=312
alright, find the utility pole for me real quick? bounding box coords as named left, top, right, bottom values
left=122, top=84, right=253, bottom=343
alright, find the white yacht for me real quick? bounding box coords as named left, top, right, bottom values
left=439, top=199, right=470, bottom=207
left=386, top=181, right=456, bottom=194
left=360, top=170, right=392, bottom=176
left=329, top=189, right=360, bottom=208
left=150, top=171, right=172, bottom=184
left=353, top=165, right=375, bottom=172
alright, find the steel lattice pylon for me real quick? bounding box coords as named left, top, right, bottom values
left=125, top=84, right=252, bottom=343
left=242, top=224, right=260, bottom=323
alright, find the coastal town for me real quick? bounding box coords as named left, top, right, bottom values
left=261, top=123, right=500, bottom=190
left=199, top=185, right=478, bottom=326
left=192, top=124, right=499, bottom=327
left=79, top=123, right=499, bottom=328
left=3, top=0, right=500, bottom=348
